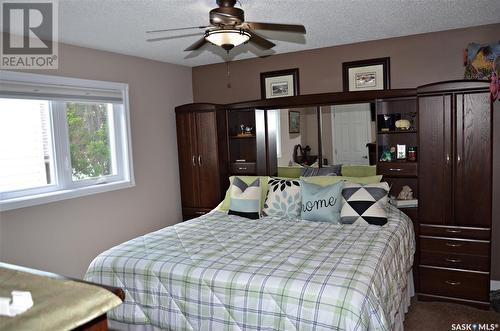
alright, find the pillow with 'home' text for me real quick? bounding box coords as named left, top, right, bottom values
left=300, top=180, right=343, bottom=223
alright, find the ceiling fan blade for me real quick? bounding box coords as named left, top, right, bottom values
left=147, top=33, right=204, bottom=42
left=185, top=37, right=208, bottom=51
left=248, top=31, right=276, bottom=50
left=146, top=26, right=209, bottom=34
left=244, top=22, right=306, bottom=33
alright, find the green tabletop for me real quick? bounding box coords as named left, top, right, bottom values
left=0, top=266, right=122, bottom=331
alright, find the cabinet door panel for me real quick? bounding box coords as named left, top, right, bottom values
left=196, top=111, right=221, bottom=208
left=176, top=112, right=198, bottom=207
left=419, top=95, right=452, bottom=225
left=454, top=92, right=491, bottom=227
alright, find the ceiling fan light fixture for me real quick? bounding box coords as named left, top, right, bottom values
left=205, top=29, right=250, bottom=50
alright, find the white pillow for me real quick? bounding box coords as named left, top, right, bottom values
left=228, top=177, right=262, bottom=219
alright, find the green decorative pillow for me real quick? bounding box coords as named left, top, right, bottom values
left=300, top=180, right=344, bottom=223
left=220, top=176, right=269, bottom=212
left=341, top=165, right=377, bottom=177
left=277, top=167, right=301, bottom=178
left=300, top=175, right=382, bottom=186
left=263, top=178, right=301, bottom=218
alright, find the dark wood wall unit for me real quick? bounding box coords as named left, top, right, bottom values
left=226, top=89, right=417, bottom=111
left=416, top=81, right=493, bottom=309
left=492, top=100, right=500, bottom=280
left=175, top=82, right=499, bottom=299
left=375, top=96, right=420, bottom=291
left=175, top=103, right=228, bottom=220
left=419, top=94, right=452, bottom=226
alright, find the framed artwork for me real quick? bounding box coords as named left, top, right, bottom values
left=288, top=110, right=300, bottom=133
left=260, top=68, right=300, bottom=99
left=342, top=57, right=390, bottom=92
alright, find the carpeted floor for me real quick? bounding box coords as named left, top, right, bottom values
left=404, top=299, right=500, bottom=330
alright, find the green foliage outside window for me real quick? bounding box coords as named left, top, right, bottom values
left=66, top=102, right=111, bottom=180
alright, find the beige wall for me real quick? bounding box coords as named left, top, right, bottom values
left=193, top=24, right=500, bottom=104
left=192, top=23, right=500, bottom=280
left=0, top=43, right=193, bottom=278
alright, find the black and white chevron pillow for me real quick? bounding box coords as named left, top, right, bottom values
left=340, top=182, right=389, bottom=226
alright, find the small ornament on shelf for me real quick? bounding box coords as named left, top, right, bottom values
left=396, top=144, right=406, bottom=160
left=397, top=185, right=414, bottom=200
left=407, top=146, right=417, bottom=162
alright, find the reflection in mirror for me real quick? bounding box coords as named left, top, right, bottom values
left=321, top=103, right=376, bottom=166
left=267, top=107, right=319, bottom=177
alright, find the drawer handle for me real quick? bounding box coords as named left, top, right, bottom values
left=389, top=168, right=403, bottom=172
left=237, top=167, right=247, bottom=170
left=445, top=257, right=462, bottom=263
left=194, top=211, right=206, bottom=215
left=445, top=242, right=463, bottom=247
left=445, top=280, right=461, bottom=286
left=445, top=229, right=462, bottom=234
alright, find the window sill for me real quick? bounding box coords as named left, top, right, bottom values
left=0, top=180, right=135, bottom=211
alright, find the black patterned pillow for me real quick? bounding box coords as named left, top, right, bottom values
left=340, top=182, right=389, bottom=226
left=263, top=178, right=301, bottom=218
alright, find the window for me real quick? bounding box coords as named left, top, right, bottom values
left=0, top=71, right=134, bottom=210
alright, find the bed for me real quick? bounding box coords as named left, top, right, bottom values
left=85, top=204, right=415, bottom=330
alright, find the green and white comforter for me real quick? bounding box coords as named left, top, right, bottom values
left=85, top=205, right=415, bottom=330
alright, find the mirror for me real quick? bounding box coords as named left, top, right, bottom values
left=320, top=103, right=376, bottom=166
left=267, top=107, right=319, bottom=177
left=267, top=103, right=377, bottom=178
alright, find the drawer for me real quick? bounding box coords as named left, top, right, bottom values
left=419, top=251, right=489, bottom=271
left=231, top=162, right=256, bottom=174
left=377, top=162, right=417, bottom=177
left=419, top=236, right=490, bottom=256
left=182, top=208, right=211, bottom=221
left=419, top=266, right=490, bottom=302
left=420, top=224, right=490, bottom=240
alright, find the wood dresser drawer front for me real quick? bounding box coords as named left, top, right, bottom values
left=182, top=208, right=211, bottom=221
left=419, top=237, right=490, bottom=256
left=419, top=251, right=490, bottom=271
left=231, top=162, right=256, bottom=175
left=377, top=162, right=417, bottom=177
left=420, top=225, right=490, bottom=240
left=419, top=267, right=490, bottom=302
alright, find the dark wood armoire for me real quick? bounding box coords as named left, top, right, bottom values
left=175, top=104, right=228, bottom=220
left=417, top=81, right=494, bottom=309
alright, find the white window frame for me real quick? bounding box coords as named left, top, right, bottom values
left=0, top=71, right=135, bottom=211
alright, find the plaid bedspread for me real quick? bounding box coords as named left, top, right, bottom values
left=85, top=205, right=415, bottom=331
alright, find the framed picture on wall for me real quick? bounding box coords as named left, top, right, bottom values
left=342, top=57, right=390, bottom=92
left=288, top=110, right=300, bottom=133
left=260, top=68, right=300, bottom=99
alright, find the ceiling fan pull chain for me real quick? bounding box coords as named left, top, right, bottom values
left=226, top=51, right=231, bottom=88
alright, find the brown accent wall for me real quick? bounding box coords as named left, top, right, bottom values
left=0, top=43, right=193, bottom=278
left=192, top=23, right=500, bottom=281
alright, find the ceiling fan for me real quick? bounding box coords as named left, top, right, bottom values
left=146, top=0, right=306, bottom=52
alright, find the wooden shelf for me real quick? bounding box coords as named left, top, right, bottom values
left=378, top=160, right=417, bottom=164
left=377, top=130, right=417, bottom=134
left=230, top=135, right=256, bottom=139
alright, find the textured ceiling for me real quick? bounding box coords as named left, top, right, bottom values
left=56, top=0, right=500, bottom=67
